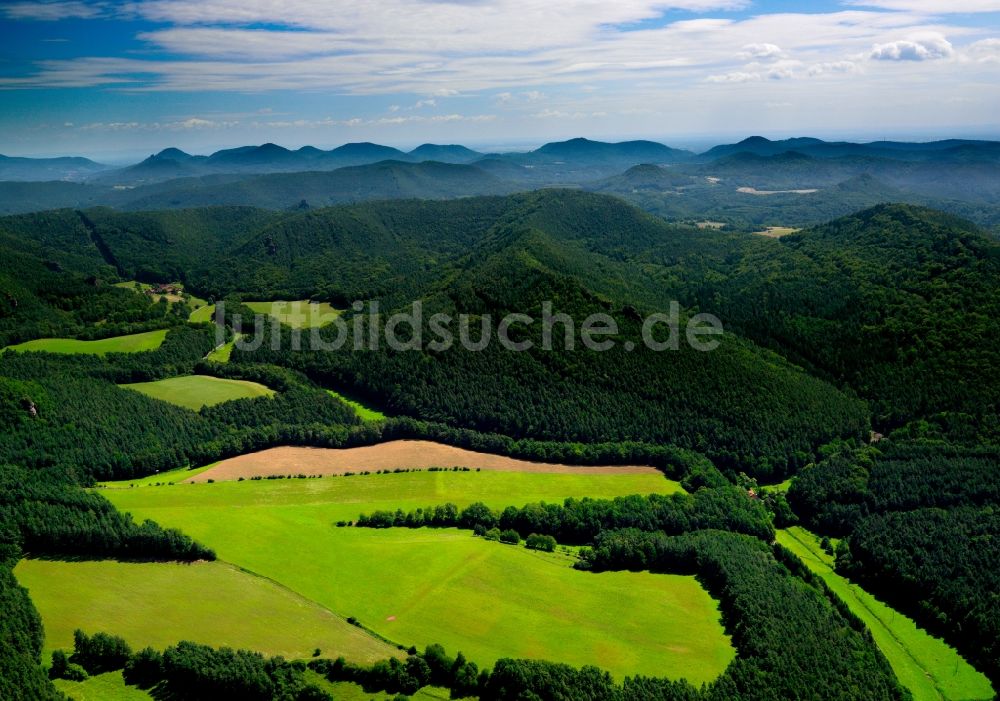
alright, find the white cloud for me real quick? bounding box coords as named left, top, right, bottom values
left=78, top=117, right=238, bottom=131
left=767, top=68, right=794, bottom=80
left=0, top=5, right=991, bottom=107
left=740, top=43, right=785, bottom=60
left=706, top=71, right=761, bottom=83
left=807, top=60, right=861, bottom=75
left=870, top=33, right=953, bottom=60
left=845, top=0, right=1000, bottom=12
left=964, top=37, right=1000, bottom=62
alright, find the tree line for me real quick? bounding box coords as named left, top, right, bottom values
left=354, top=486, right=776, bottom=543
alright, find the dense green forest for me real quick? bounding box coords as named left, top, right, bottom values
left=787, top=440, right=1000, bottom=685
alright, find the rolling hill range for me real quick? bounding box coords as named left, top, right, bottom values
left=0, top=161, right=522, bottom=215
left=700, top=136, right=1000, bottom=163
left=0, top=153, right=110, bottom=181
left=116, top=160, right=521, bottom=210
left=4, top=191, right=998, bottom=468
left=3, top=137, right=1000, bottom=236
left=2, top=183, right=1000, bottom=700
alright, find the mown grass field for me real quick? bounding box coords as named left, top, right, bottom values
left=120, top=374, right=275, bottom=410
left=753, top=226, right=800, bottom=238
left=190, top=300, right=340, bottom=328
left=96, top=462, right=217, bottom=488
left=51, top=671, right=152, bottom=701
left=304, top=672, right=467, bottom=701
left=205, top=333, right=244, bottom=363
left=326, top=389, right=386, bottom=421
left=15, top=559, right=396, bottom=663
left=4, top=329, right=168, bottom=355
left=776, top=527, right=993, bottom=701
left=96, top=470, right=734, bottom=682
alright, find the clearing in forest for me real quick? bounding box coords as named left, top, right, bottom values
left=754, top=226, right=800, bottom=238
left=4, top=329, right=168, bottom=355
left=190, top=300, right=341, bottom=328
left=95, top=469, right=730, bottom=681
left=120, top=374, right=274, bottom=411
left=776, top=527, right=993, bottom=701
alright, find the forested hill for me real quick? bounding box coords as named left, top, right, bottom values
left=685, top=204, right=1000, bottom=428
left=114, top=160, right=521, bottom=211
left=2, top=192, right=997, bottom=444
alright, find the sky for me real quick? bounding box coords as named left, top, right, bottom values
left=1, top=0, right=999, bottom=161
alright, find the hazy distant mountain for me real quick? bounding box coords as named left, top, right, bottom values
left=326, top=142, right=409, bottom=165
left=471, top=158, right=534, bottom=180
left=207, top=142, right=304, bottom=168
left=701, top=136, right=1000, bottom=163
left=95, top=154, right=205, bottom=185
left=533, top=137, right=693, bottom=163
left=153, top=147, right=197, bottom=162
left=117, top=160, right=520, bottom=210
left=409, top=144, right=484, bottom=163
left=593, top=164, right=696, bottom=192
left=0, top=180, right=107, bottom=215
left=0, top=153, right=110, bottom=181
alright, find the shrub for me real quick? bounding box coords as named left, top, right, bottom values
left=526, top=534, right=557, bottom=552
left=499, top=529, right=521, bottom=545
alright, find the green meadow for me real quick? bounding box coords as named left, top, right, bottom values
left=205, top=333, right=244, bottom=362
left=4, top=329, right=168, bottom=355
left=304, top=672, right=468, bottom=701
left=15, top=559, right=396, bottom=664
left=326, top=389, right=386, bottom=421
left=91, top=470, right=735, bottom=682
left=190, top=300, right=341, bottom=328
left=120, top=374, right=275, bottom=410
left=97, top=462, right=217, bottom=488
left=51, top=671, right=152, bottom=701
left=776, top=527, right=993, bottom=701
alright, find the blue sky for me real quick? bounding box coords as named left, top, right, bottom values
left=1, top=0, right=999, bottom=160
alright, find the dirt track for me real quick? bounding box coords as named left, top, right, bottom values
left=189, top=440, right=659, bottom=482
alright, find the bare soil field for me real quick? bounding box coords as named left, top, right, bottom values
left=189, top=440, right=660, bottom=482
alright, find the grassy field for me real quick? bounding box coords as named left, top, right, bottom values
left=776, top=527, right=993, bottom=701
left=206, top=333, right=244, bottom=363
left=190, top=300, right=341, bottom=328
left=51, top=671, right=152, bottom=701
left=753, top=226, right=800, bottom=238
left=96, top=462, right=218, bottom=488
left=97, top=470, right=733, bottom=682
left=4, top=329, right=168, bottom=355
left=327, top=389, right=386, bottom=422
left=304, top=672, right=468, bottom=701
left=120, top=374, right=274, bottom=410
left=16, top=559, right=396, bottom=663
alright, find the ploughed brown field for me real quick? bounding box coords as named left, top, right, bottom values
left=189, top=440, right=660, bottom=482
